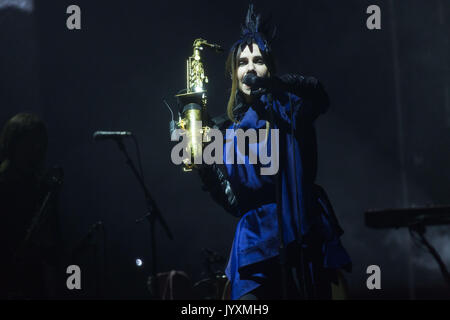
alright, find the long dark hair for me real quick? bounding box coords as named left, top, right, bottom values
left=225, top=43, right=276, bottom=122
left=225, top=4, right=277, bottom=122
left=0, top=113, right=48, bottom=162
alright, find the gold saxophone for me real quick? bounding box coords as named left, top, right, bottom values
left=175, top=38, right=222, bottom=171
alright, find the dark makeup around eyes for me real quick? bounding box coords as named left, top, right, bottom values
left=238, top=56, right=265, bottom=66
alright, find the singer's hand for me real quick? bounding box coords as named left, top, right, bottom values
left=242, top=74, right=286, bottom=96
left=242, top=74, right=265, bottom=97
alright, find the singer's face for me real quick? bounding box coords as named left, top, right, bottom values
left=237, top=43, right=269, bottom=96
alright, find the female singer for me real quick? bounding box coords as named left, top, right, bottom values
left=197, top=5, right=351, bottom=300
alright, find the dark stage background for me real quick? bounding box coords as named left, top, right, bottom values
left=1, top=0, right=449, bottom=299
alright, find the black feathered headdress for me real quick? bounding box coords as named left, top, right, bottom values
left=230, top=3, right=276, bottom=56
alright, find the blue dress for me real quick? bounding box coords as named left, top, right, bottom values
left=222, top=92, right=351, bottom=300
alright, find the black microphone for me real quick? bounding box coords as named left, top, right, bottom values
left=93, top=131, right=133, bottom=141
left=243, top=73, right=270, bottom=89
left=244, top=73, right=321, bottom=97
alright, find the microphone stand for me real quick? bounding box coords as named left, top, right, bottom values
left=266, top=92, right=289, bottom=299
left=71, top=221, right=104, bottom=298
left=266, top=89, right=308, bottom=300
left=114, top=138, right=174, bottom=300
left=247, top=75, right=310, bottom=299
left=14, top=168, right=63, bottom=266
left=409, top=224, right=450, bottom=294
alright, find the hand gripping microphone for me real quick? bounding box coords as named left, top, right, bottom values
left=242, top=73, right=281, bottom=96
left=242, top=73, right=270, bottom=90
